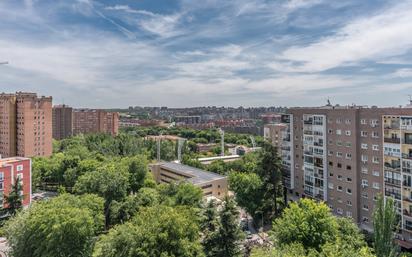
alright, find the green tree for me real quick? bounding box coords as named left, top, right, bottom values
left=74, top=164, right=129, bottom=229
left=373, top=194, right=399, bottom=257
left=110, top=187, right=160, bottom=225
left=228, top=172, right=263, bottom=221
left=257, top=141, right=283, bottom=219
left=158, top=182, right=203, bottom=208
left=93, top=205, right=204, bottom=257
left=202, top=200, right=219, bottom=257
left=4, top=176, right=23, bottom=216
left=5, top=194, right=104, bottom=257
left=126, top=156, right=149, bottom=193
left=213, top=196, right=244, bottom=257
left=273, top=198, right=339, bottom=251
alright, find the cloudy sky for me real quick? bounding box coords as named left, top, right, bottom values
left=1, top=0, right=412, bottom=108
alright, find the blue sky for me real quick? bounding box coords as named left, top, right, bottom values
left=1, top=0, right=412, bottom=108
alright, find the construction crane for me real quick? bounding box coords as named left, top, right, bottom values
left=218, top=128, right=225, bottom=157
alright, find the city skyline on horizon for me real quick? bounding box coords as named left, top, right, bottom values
left=1, top=0, right=412, bottom=108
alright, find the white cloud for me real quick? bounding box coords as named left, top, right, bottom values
left=283, top=0, right=323, bottom=10
left=105, top=5, right=156, bottom=16
left=138, top=12, right=184, bottom=38
left=393, top=68, right=412, bottom=78
left=275, top=1, right=412, bottom=72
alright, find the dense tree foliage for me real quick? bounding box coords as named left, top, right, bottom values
left=267, top=198, right=372, bottom=256
left=5, top=194, right=105, bottom=257
left=229, top=142, right=282, bottom=224
left=211, top=196, right=244, bottom=257
left=93, top=205, right=204, bottom=257
left=4, top=177, right=23, bottom=216
left=373, top=194, right=399, bottom=257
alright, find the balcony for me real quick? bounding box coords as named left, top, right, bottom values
left=384, top=137, right=401, bottom=144
left=304, top=119, right=313, bottom=125
left=314, top=141, right=324, bottom=147
left=303, top=130, right=313, bottom=135
left=385, top=178, right=402, bottom=187
left=404, top=197, right=412, bottom=203
left=401, top=125, right=412, bottom=131
left=385, top=191, right=402, bottom=200
left=384, top=124, right=400, bottom=130
left=403, top=153, right=412, bottom=160
left=404, top=210, right=412, bottom=218
left=384, top=151, right=401, bottom=158
left=384, top=163, right=401, bottom=172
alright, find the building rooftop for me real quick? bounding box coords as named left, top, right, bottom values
left=198, top=155, right=241, bottom=162
left=158, top=162, right=226, bottom=185
left=0, top=156, right=29, bottom=167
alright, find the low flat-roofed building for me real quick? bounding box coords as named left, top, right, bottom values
left=150, top=162, right=228, bottom=199
left=198, top=155, right=241, bottom=165
left=0, top=156, right=32, bottom=207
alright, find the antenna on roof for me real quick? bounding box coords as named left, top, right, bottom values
left=326, top=97, right=332, bottom=107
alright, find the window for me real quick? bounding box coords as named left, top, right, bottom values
left=362, top=192, right=368, bottom=198
left=328, top=183, right=334, bottom=189
left=361, top=119, right=367, bottom=125
left=336, top=118, right=342, bottom=124
left=362, top=167, right=368, bottom=174
left=337, top=185, right=343, bottom=191
left=328, top=129, right=333, bottom=134
left=346, top=211, right=353, bottom=218
left=362, top=217, right=369, bottom=223
left=347, top=188, right=352, bottom=194
left=361, top=131, right=368, bottom=137
left=329, top=161, right=333, bottom=166
left=16, top=165, right=23, bottom=171
left=347, top=200, right=352, bottom=206
left=373, top=182, right=380, bottom=189
left=336, top=141, right=343, bottom=146
left=370, top=119, right=379, bottom=127
left=346, top=165, right=351, bottom=170
left=346, top=142, right=352, bottom=147
left=345, top=119, right=351, bottom=124
left=336, top=129, right=342, bottom=135
left=337, top=175, right=343, bottom=180
left=346, top=153, right=352, bottom=159
left=337, top=163, right=342, bottom=168
left=346, top=177, right=352, bottom=182
left=372, top=145, right=379, bottom=151
left=336, top=152, right=343, bottom=158
left=362, top=179, right=369, bottom=187
left=0, top=172, right=3, bottom=181
left=361, top=143, right=368, bottom=149
left=328, top=150, right=333, bottom=156
left=372, top=131, right=379, bottom=138
left=372, top=170, right=380, bottom=176
left=372, top=156, right=379, bottom=163
left=345, top=130, right=351, bottom=136
left=361, top=155, right=368, bottom=162
left=363, top=205, right=369, bottom=211
left=337, top=208, right=343, bottom=215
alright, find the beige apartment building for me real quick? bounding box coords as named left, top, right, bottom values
left=0, top=92, right=52, bottom=158
left=72, top=109, right=119, bottom=136
left=150, top=162, right=228, bottom=199
left=265, top=105, right=412, bottom=249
